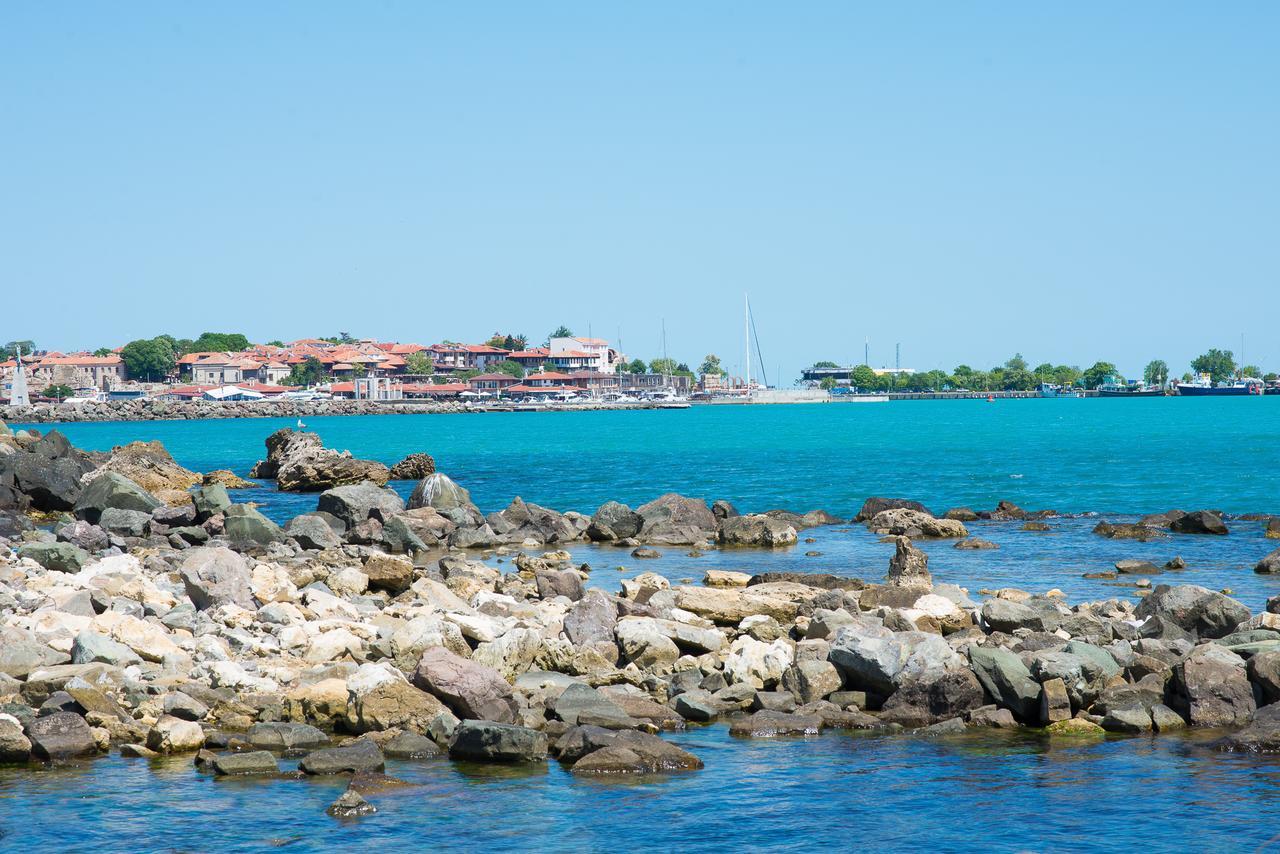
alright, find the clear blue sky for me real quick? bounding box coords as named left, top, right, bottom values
left=4, top=3, right=1277, bottom=381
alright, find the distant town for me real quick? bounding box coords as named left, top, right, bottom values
left=0, top=329, right=750, bottom=405
left=1, top=331, right=1275, bottom=405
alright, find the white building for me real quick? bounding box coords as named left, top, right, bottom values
left=549, top=336, right=622, bottom=373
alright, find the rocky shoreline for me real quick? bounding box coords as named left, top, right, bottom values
left=0, top=397, right=679, bottom=424
left=4, top=420, right=1280, bottom=819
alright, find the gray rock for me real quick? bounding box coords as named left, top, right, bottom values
left=1216, top=703, right=1280, bottom=753
left=74, top=472, right=161, bottom=524
left=412, top=647, right=518, bottom=723
left=1248, top=650, right=1280, bottom=704
left=317, top=482, right=405, bottom=528
left=382, top=731, right=442, bottom=759
left=1172, top=644, right=1255, bottom=727
left=828, top=627, right=960, bottom=696
left=589, top=501, right=642, bottom=540
left=327, top=789, right=376, bottom=818
left=878, top=669, right=987, bottom=727
left=1134, top=584, right=1250, bottom=639
left=408, top=473, right=479, bottom=517
left=57, top=520, right=110, bottom=552
left=0, top=715, right=31, bottom=762
left=27, top=711, right=98, bottom=760
left=222, top=504, right=284, bottom=545
left=636, top=493, right=717, bottom=534
left=192, top=483, right=232, bottom=521
left=563, top=590, right=617, bottom=648
left=246, top=721, right=329, bottom=752
left=0, top=640, right=70, bottom=677
left=554, top=684, right=635, bottom=728
left=781, top=660, right=843, bottom=704
left=447, top=720, right=547, bottom=763
left=981, top=599, right=1045, bottom=633
left=212, top=750, right=280, bottom=776
left=180, top=547, right=254, bottom=610
left=17, top=542, right=89, bottom=573
left=672, top=689, right=721, bottom=722
left=535, top=569, right=584, bottom=602
left=1101, top=706, right=1153, bottom=733
left=718, top=514, right=798, bottom=548
left=854, top=497, right=932, bottom=522
left=1255, top=548, right=1280, bottom=575
left=1170, top=510, right=1228, bottom=535
left=299, top=738, right=385, bottom=775
left=285, top=514, right=344, bottom=550
left=967, top=646, right=1041, bottom=722
left=728, top=710, right=823, bottom=737
left=98, top=507, right=151, bottom=538
left=163, top=691, right=210, bottom=722
left=71, top=632, right=142, bottom=667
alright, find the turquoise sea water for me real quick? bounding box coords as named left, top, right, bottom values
left=6, top=399, right=1280, bottom=852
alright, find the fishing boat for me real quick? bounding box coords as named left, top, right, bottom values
left=1174, top=373, right=1264, bottom=396
left=1097, top=376, right=1164, bottom=398
left=1038, top=382, right=1086, bottom=398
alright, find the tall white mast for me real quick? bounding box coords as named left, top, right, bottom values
left=744, top=294, right=751, bottom=400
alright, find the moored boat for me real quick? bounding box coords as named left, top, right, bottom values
left=1097, top=376, right=1164, bottom=397
left=1175, top=373, right=1264, bottom=396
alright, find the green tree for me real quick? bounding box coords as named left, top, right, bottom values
left=850, top=365, right=878, bottom=389
left=486, top=333, right=528, bottom=350
left=549, top=325, right=574, bottom=341
left=1, top=340, right=36, bottom=361
left=819, top=376, right=837, bottom=390
left=92, top=347, right=114, bottom=357
left=42, top=384, right=73, bottom=400
left=1242, top=364, right=1262, bottom=378
left=1143, top=360, right=1169, bottom=387
left=1264, top=372, right=1278, bottom=382
left=1005, top=353, right=1029, bottom=372
left=1191, top=349, right=1236, bottom=384
left=649, top=357, right=678, bottom=375
left=1082, top=361, right=1119, bottom=389
left=627, top=359, right=648, bottom=374
left=674, top=362, right=695, bottom=378
left=190, top=332, right=250, bottom=353
left=812, top=360, right=840, bottom=369
left=120, top=337, right=176, bottom=381
left=493, top=360, right=525, bottom=379
left=1052, top=365, right=1082, bottom=387
left=404, top=352, right=434, bottom=375
left=287, top=357, right=326, bottom=387
left=454, top=368, right=481, bottom=382
left=698, top=354, right=726, bottom=376
left=267, top=340, right=285, bottom=347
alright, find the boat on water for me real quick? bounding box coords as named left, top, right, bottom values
left=1038, top=383, right=1085, bottom=398
left=1174, top=373, right=1265, bottom=396
left=1097, top=377, right=1164, bottom=398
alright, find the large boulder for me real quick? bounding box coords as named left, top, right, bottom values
left=1134, top=585, right=1250, bottom=639
left=0, top=638, right=71, bottom=677
left=718, top=514, right=798, bottom=548
left=1170, top=510, right=1228, bottom=535
left=869, top=508, right=967, bottom=539
left=285, top=514, right=344, bottom=550
left=488, top=497, right=579, bottom=544
left=588, top=501, right=642, bottom=541
left=0, top=714, right=31, bottom=763
left=27, top=711, right=98, bottom=760
left=73, top=472, right=161, bottom=524
left=299, top=739, right=385, bottom=775
left=447, top=720, right=546, bottom=763
left=253, top=429, right=391, bottom=492
left=828, top=626, right=962, bottom=696
left=855, top=497, right=932, bottom=522
left=18, top=542, right=89, bottom=574
left=4, top=431, right=97, bottom=510
left=967, top=646, right=1041, bottom=722
left=222, top=504, right=284, bottom=546
left=91, top=441, right=200, bottom=506
left=1172, top=644, right=1255, bottom=727
left=146, top=715, right=206, bottom=753
left=636, top=493, right=717, bottom=534
left=180, top=547, right=254, bottom=610
left=317, top=482, right=405, bottom=529
left=347, top=679, right=451, bottom=734
left=563, top=589, right=618, bottom=649
left=412, top=647, right=518, bottom=723
left=192, top=483, right=232, bottom=521
left=1255, top=548, right=1280, bottom=575
left=408, top=473, right=481, bottom=523
left=1217, top=703, right=1280, bottom=753
left=559, top=727, right=702, bottom=772
left=878, top=669, right=987, bottom=727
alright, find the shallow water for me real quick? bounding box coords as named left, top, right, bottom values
left=16, top=397, right=1280, bottom=517
left=2, top=726, right=1279, bottom=853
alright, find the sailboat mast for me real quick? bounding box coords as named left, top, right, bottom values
left=745, top=294, right=751, bottom=399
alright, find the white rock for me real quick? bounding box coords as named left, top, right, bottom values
left=723, top=636, right=794, bottom=688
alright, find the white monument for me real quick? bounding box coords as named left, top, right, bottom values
left=9, top=345, right=30, bottom=407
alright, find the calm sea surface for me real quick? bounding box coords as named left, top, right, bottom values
left=5, top=399, right=1280, bottom=852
